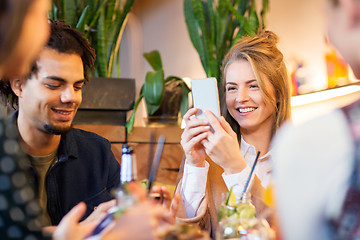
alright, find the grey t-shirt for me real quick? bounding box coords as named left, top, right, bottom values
left=29, top=150, right=58, bottom=226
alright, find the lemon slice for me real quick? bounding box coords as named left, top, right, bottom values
left=238, top=205, right=256, bottom=219
left=228, top=190, right=237, bottom=207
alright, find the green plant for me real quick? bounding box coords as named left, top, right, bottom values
left=184, top=0, right=269, bottom=84
left=126, top=50, right=191, bottom=134
left=49, top=0, right=135, bottom=77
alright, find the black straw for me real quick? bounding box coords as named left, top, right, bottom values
left=242, top=151, right=261, bottom=195
left=147, top=135, right=166, bottom=193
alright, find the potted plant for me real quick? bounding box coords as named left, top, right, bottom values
left=49, top=0, right=135, bottom=77
left=125, top=50, right=191, bottom=134
left=184, top=0, right=269, bottom=88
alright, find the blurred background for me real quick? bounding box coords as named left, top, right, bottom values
left=117, top=0, right=359, bottom=126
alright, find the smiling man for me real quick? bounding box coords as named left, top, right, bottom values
left=0, top=20, right=120, bottom=227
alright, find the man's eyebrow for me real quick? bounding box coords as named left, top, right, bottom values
left=45, top=76, right=66, bottom=82
left=45, top=76, right=86, bottom=84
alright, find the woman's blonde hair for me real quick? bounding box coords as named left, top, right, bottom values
left=221, top=30, right=291, bottom=139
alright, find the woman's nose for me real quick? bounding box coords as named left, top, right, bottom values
left=235, top=88, right=250, bottom=102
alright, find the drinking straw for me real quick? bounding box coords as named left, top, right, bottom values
left=147, top=132, right=155, bottom=179
left=242, top=151, right=261, bottom=195
left=147, top=135, right=166, bottom=193
left=225, top=186, right=233, bottom=206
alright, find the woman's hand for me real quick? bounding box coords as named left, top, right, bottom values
left=201, top=111, right=247, bottom=174
left=180, top=108, right=210, bottom=167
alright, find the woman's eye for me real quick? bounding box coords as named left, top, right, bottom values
left=249, top=84, right=259, bottom=89
left=227, top=87, right=236, bottom=91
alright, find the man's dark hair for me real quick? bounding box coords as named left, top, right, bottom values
left=0, top=20, right=96, bottom=108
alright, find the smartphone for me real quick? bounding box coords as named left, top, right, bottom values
left=191, top=77, right=221, bottom=120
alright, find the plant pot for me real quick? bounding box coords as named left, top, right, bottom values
left=74, top=77, right=135, bottom=125
left=146, top=83, right=184, bottom=125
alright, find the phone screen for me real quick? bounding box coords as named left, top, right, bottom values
left=191, top=77, right=220, bottom=120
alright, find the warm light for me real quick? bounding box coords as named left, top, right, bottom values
left=291, top=85, right=360, bottom=107
left=182, top=77, right=192, bottom=89
left=181, top=119, right=186, bottom=129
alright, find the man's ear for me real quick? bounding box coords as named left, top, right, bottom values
left=10, top=78, right=24, bottom=97
left=339, top=0, right=360, bottom=28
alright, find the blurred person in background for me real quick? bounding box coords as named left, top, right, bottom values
left=0, top=0, right=51, bottom=238
left=272, top=0, right=360, bottom=239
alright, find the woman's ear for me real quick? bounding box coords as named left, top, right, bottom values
left=10, top=78, right=23, bottom=97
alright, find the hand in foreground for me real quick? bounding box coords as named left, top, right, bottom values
left=150, top=185, right=180, bottom=233
left=81, top=199, right=116, bottom=225
left=42, top=200, right=116, bottom=237
left=181, top=108, right=210, bottom=167
left=53, top=202, right=97, bottom=240
left=201, top=111, right=247, bottom=174
left=150, top=185, right=173, bottom=208
left=102, top=201, right=166, bottom=240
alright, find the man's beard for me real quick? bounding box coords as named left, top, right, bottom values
left=44, top=123, right=73, bottom=135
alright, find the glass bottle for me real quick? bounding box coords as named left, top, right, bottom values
left=114, top=144, right=137, bottom=216
left=217, top=192, right=236, bottom=223
left=90, top=144, right=138, bottom=236
left=120, top=143, right=137, bottom=184
left=236, top=192, right=256, bottom=219
left=219, top=192, right=257, bottom=239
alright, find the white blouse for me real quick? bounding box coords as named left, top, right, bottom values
left=180, top=136, right=272, bottom=218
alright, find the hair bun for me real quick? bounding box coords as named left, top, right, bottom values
left=258, top=30, right=279, bottom=44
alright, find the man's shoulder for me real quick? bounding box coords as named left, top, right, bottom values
left=273, top=108, right=352, bottom=165
left=277, top=109, right=346, bottom=143
left=66, top=128, right=110, bottom=145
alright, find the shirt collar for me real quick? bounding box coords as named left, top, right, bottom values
left=58, top=130, right=79, bottom=162
left=240, top=135, right=271, bottom=161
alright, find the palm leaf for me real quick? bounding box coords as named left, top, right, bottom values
left=75, top=5, right=89, bottom=32
left=96, top=8, right=107, bottom=77
left=261, top=0, right=269, bottom=28
left=248, top=4, right=260, bottom=35
left=184, top=0, right=209, bottom=75
left=64, top=0, right=76, bottom=27
left=144, top=50, right=163, bottom=71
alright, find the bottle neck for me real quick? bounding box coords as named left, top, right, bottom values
left=238, top=192, right=252, bottom=204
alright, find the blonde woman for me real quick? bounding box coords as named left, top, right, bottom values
left=175, top=31, right=291, bottom=238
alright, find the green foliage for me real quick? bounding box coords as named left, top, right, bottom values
left=184, top=0, right=269, bottom=83
left=126, top=50, right=191, bottom=134
left=49, top=0, right=135, bottom=77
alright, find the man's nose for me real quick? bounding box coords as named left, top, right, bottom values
left=61, top=87, right=77, bottom=103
